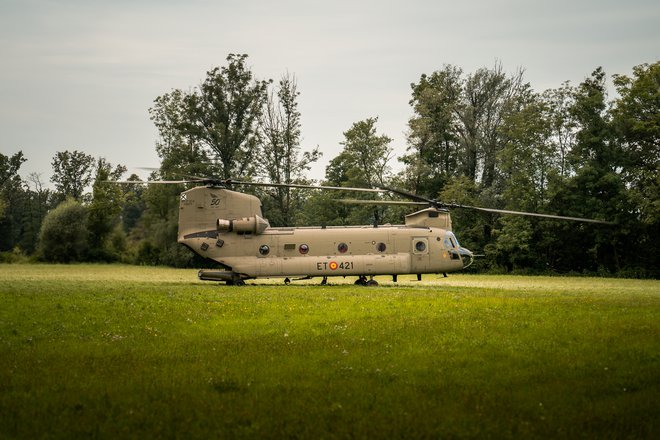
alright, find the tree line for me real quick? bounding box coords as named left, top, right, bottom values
left=1, top=55, right=658, bottom=277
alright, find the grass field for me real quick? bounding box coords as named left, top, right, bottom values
left=1, top=264, right=658, bottom=439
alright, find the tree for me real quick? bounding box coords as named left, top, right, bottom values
left=87, top=158, right=127, bottom=260
left=178, top=53, right=270, bottom=179
left=460, top=63, right=527, bottom=186
left=542, top=82, right=579, bottom=178
left=18, top=173, right=54, bottom=254
left=138, top=180, right=193, bottom=267
left=258, top=73, right=320, bottom=226
left=492, top=93, right=557, bottom=270
left=567, top=68, right=624, bottom=220
left=402, top=65, right=462, bottom=195
left=0, top=151, right=26, bottom=217
left=339, top=117, right=393, bottom=188
left=612, top=61, right=660, bottom=225
left=0, top=151, right=27, bottom=251
left=149, top=89, right=212, bottom=179
left=611, top=61, right=660, bottom=276
left=38, top=198, right=89, bottom=262
left=119, top=174, right=146, bottom=232
left=308, top=118, right=393, bottom=226
left=50, top=150, right=95, bottom=201
left=549, top=68, right=627, bottom=272
left=404, top=63, right=527, bottom=193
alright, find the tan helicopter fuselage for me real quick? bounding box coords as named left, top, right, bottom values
left=177, top=186, right=472, bottom=283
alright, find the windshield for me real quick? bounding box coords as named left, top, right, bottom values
left=444, top=232, right=460, bottom=249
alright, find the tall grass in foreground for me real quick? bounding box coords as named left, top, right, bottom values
left=1, top=264, right=658, bottom=438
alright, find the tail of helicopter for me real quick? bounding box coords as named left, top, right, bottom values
left=177, top=186, right=267, bottom=245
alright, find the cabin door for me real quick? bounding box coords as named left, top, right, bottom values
left=411, top=237, right=430, bottom=273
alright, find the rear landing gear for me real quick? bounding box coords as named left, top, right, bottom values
left=355, top=276, right=378, bottom=286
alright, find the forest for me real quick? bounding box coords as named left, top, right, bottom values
left=1, top=55, right=658, bottom=277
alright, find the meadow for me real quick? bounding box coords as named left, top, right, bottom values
left=1, top=264, right=658, bottom=439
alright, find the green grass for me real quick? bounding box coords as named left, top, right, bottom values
left=1, top=264, right=658, bottom=439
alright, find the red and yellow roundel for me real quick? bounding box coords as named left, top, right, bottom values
left=329, top=261, right=339, bottom=270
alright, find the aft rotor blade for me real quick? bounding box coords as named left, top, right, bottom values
left=230, top=180, right=386, bottom=193
left=454, top=204, right=616, bottom=225
left=337, top=199, right=429, bottom=206
left=104, top=179, right=203, bottom=184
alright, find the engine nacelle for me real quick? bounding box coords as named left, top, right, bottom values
left=216, top=215, right=270, bottom=235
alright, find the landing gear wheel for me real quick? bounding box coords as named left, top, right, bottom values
left=354, top=276, right=368, bottom=286
left=321, top=277, right=328, bottom=285
left=366, top=279, right=379, bottom=287
left=284, top=277, right=291, bottom=285
left=234, top=279, right=245, bottom=286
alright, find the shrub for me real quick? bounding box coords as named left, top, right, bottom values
left=38, top=199, right=89, bottom=263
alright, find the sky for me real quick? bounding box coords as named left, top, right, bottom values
left=1, top=0, right=659, bottom=188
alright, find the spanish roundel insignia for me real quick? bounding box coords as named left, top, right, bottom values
left=329, top=261, right=338, bottom=270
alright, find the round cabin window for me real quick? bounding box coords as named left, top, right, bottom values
left=299, top=244, right=309, bottom=254
left=337, top=242, right=348, bottom=253
left=259, top=245, right=270, bottom=256
left=376, top=242, right=387, bottom=252
left=415, top=240, right=427, bottom=252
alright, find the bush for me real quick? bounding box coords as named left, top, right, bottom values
left=38, top=199, right=89, bottom=263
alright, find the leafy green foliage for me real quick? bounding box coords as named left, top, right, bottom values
left=258, top=73, right=321, bottom=226
left=404, top=63, right=527, bottom=190
left=611, top=61, right=660, bottom=274
left=37, top=199, right=89, bottom=262
left=50, top=150, right=95, bottom=202
left=87, top=159, right=127, bottom=261
left=182, top=54, right=270, bottom=179
left=137, top=183, right=192, bottom=267
left=0, top=151, right=27, bottom=250
left=307, top=117, right=394, bottom=226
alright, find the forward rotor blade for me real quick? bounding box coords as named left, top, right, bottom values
left=453, top=204, right=615, bottom=225
left=379, top=186, right=437, bottom=204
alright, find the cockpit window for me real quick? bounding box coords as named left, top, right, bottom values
left=444, top=232, right=460, bottom=249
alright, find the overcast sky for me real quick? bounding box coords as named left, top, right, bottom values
left=1, top=0, right=658, bottom=186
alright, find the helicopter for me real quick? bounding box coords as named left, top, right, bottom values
left=124, top=177, right=612, bottom=286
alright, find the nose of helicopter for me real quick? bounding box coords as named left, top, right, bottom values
left=459, top=247, right=474, bottom=268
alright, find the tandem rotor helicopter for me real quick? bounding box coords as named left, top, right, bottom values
left=115, top=176, right=612, bottom=286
